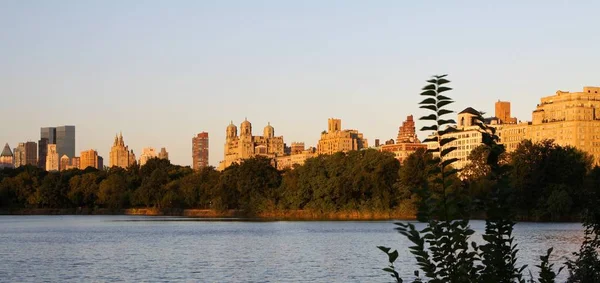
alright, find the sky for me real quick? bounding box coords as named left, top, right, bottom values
left=1, top=0, right=599, bottom=167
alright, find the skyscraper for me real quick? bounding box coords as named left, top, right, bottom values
left=158, top=147, right=169, bottom=161
left=59, top=155, right=70, bottom=171
left=38, top=138, right=49, bottom=169
left=109, top=132, right=136, bottom=168
left=56, top=126, right=76, bottom=159
left=13, top=143, right=26, bottom=167
left=25, top=141, right=37, bottom=165
left=139, top=147, right=157, bottom=166
left=192, top=132, right=209, bottom=170
left=46, top=144, right=59, bottom=172
left=80, top=149, right=100, bottom=169
left=0, top=143, right=14, bottom=169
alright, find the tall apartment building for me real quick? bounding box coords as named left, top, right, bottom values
left=45, top=144, right=59, bottom=171
left=425, top=108, right=486, bottom=170
left=158, top=147, right=169, bottom=160
left=218, top=120, right=286, bottom=170
left=71, top=157, right=80, bottom=169
left=0, top=143, right=14, bottom=169
left=495, top=101, right=517, bottom=124
left=24, top=141, right=37, bottom=165
left=56, top=126, right=75, bottom=158
left=60, top=155, right=70, bottom=171
left=380, top=115, right=427, bottom=163
left=38, top=138, right=49, bottom=169
left=80, top=149, right=100, bottom=169
left=139, top=147, right=157, bottom=166
left=38, top=125, right=75, bottom=167
left=317, top=118, right=368, bottom=155
left=499, top=86, right=600, bottom=165
left=109, top=133, right=136, bottom=168
left=193, top=132, right=209, bottom=170
left=13, top=143, right=25, bottom=167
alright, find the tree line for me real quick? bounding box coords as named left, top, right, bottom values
left=0, top=139, right=598, bottom=220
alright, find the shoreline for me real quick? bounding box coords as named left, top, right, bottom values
left=0, top=208, right=417, bottom=221
left=0, top=208, right=581, bottom=222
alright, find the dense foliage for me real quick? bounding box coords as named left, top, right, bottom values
left=0, top=142, right=598, bottom=221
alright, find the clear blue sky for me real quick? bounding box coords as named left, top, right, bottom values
left=1, top=0, right=599, bottom=167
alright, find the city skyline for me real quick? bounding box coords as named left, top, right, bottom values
left=2, top=1, right=599, bottom=166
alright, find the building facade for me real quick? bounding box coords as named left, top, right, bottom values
left=276, top=147, right=317, bottom=170
left=317, top=118, right=368, bottom=155
left=24, top=141, right=37, bottom=166
left=60, top=155, right=70, bottom=171
left=80, top=149, right=100, bottom=169
left=218, top=120, right=285, bottom=170
left=139, top=147, right=157, bottom=166
left=56, top=125, right=76, bottom=159
left=192, top=132, right=209, bottom=170
left=158, top=147, right=169, bottom=160
left=499, top=86, right=600, bottom=165
left=13, top=143, right=25, bottom=167
left=425, top=108, right=486, bottom=170
left=45, top=144, right=59, bottom=172
left=109, top=133, right=136, bottom=169
left=379, top=115, right=427, bottom=163
left=0, top=143, right=14, bottom=169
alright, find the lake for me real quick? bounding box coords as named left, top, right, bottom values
left=0, top=216, right=583, bottom=282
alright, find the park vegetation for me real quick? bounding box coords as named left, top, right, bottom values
left=0, top=140, right=598, bottom=221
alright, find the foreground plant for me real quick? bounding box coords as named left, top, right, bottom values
left=378, top=75, right=559, bottom=283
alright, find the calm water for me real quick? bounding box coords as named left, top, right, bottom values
left=0, top=216, right=583, bottom=282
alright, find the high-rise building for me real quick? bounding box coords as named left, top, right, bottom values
left=56, top=126, right=75, bottom=159
left=60, top=155, right=70, bottom=171
left=41, top=127, right=56, bottom=144
left=139, top=147, right=157, bottom=166
left=38, top=138, right=49, bottom=169
left=290, top=142, right=305, bottom=154
left=380, top=115, right=427, bottom=164
left=317, top=118, right=368, bottom=155
left=495, top=101, right=517, bottom=124
left=158, top=147, right=169, bottom=160
left=80, top=149, right=100, bottom=169
left=98, top=156, right=104, bottom=170
left=45, top=144, right=59, bottom=172
left=499, top=86, right=600, bottom=165
left=425, top=107, right=486, bottom=170
left=24, top=141, right=37, bottom=165
left=71, top=157, right=80, bottom=170
left=193, top=132, right=209, bottom=170
left=13, top=143, right=26, bottom=167
left=0, top=143, right=14, bottom=169
left=109, top=132, right=136, bottom=168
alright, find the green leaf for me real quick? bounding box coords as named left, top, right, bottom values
left=422, top=84, right=436, bottom=90
left=419, top=98, right=437, bottom=105
left=437, top=86, right=452, bottom=93
left=437, top=78, right=450, bottom=85
left=377, top=246, right=391, bottom=254
left=420, top=105, right=437, bottom=112
left=437, top=109, right=453, bottom=116
left=421, top=90, right=437, bottom=96
left=420, top=114, right=437, bottom=121
left=389, top=250, right=399, bottom=263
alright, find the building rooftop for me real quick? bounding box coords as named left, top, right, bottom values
left=1, top=143, right=13, bottom=157
left=458, top=107, right=480, bottom=116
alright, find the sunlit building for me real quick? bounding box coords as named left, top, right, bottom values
left=499, top=86, right=600, bottom=165
left=317, top=118, right=368, bottom=155
left=218, top=120, right=284, bottom=170
left=109, top=132, right=136, bottom=169
left=0, top=143, right=14, bottom=169
left=193, top=132, right=209, bottom=170
left=80, top=149, right=100, bottom=170
left=45, top=144, right=59, bottom=172
left=380, top=115, right=427, bottom=163
left=139, top=147, right=157, bottom=166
